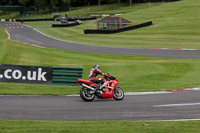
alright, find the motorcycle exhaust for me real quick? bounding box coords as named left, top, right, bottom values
left=82, top=84, right=96, bottom=91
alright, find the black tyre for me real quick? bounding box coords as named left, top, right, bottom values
left=80, top=87, right=95, bottom=102
left=113, top=86, right=124, bottom=100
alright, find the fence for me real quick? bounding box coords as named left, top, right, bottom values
left=84, top=21, right=153, bottom=34
left=14, top=16, right=97, bottom=22
left=0, top=16, right=97, bottom=23
left=52, top=66, right=83, bottom=86
left=52, top=22, right=81, bottom=27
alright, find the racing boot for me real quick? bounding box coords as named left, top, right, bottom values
left=95, top=83, right=101, bottom=90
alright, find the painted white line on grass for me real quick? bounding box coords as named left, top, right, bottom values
left=154, top=103, right=200, bottom=107
left=33, top=28, right=50, bottom=37
left=29, top=43, right=46, bottom=48
left=5, top=29, right=10, bottom=39
left=67, top=94, right=79, bottom=97
left=25, top=24, right=32, bottom=28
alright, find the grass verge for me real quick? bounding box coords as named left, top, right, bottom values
left=0, top=120, right=200, bottom=133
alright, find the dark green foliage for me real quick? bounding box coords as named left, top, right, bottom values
left=0, top=0, right=179, bottom=12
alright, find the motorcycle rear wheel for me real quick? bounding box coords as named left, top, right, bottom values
left=113, top=86, right=124, bottom=100
left=80, top=87, right=95, bottom=102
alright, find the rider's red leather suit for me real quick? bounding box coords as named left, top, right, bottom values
left=88, top=68, right=109, bottom=84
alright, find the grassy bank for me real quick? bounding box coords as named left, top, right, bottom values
left=1, top=27, right=200, bottom=95
left=0, top=120, right=200, bottom=133
left=32, top=0, right=200, bottom=49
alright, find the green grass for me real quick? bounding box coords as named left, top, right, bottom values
left=0, top=82, right=78, bottom=95
left=30, top=0, right=200, bottom=49
left=1, top=27, right=200, bottom=95
left=0, top=120, right=200, bottom=133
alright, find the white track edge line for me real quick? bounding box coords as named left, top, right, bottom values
left=154, top=102, right=200, bottom=107
left=153, top=119, right=200, bottom=121
left=68, top=87, right=200, bottom=97
left=5, top=29, right=10, bottom=39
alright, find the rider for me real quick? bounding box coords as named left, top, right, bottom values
left=88, top=64, right=110, bottom=91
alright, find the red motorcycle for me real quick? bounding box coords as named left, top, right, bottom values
left=76, top=74, right=124, bottom=102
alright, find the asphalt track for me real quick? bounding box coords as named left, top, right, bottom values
left=0, top=22, right=200, bottom=121
left=1, top=22, right=200, bottom=59
left=0, top=90, right=200, bottom=121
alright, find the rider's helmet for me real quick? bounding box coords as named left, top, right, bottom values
left=93, top=64, right=100, bottom=69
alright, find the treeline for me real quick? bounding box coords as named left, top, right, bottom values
left=0, top=0, right=179, bottom=12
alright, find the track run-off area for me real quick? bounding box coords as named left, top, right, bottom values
left=0, top=22, right=200, bottom=121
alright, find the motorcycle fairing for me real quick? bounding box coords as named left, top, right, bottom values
left=101, top=80, right=118, bottom=99
left=76, top=79, right=96, bottom=86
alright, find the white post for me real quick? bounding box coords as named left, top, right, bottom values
left=130, top=0, right=132, bottom=8
left=98, top=0, right=101, bottom=8
left=88, top=2, right=90, bottom=10
left=149, top=0, right=151, bottom=8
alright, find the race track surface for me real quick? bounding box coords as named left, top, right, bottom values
left=1, top=22, right=200, bottom=59
left=0, top=91, right=200, bottom=121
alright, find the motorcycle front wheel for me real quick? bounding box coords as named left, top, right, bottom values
left=80, top=87, right=95, bottom=102
left=113, top=86, right=124, bottom=100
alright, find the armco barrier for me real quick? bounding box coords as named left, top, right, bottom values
left=52, top=22, right=80, bottom=27
left=0, top=17, right=97, bottom=23
left=16, top=18, right=54, bottom=22
left=84, top=21, right=153, bottom=34
left=13, top=16, right=97, bottom=22
left=67, top=16, right=97, bottom=21
left=0, top=64, right=83, bottom=86
left=52, top=66, right=83, bottom=86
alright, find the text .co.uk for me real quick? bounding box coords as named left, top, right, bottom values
left=0, top=68, right=47, bottom=81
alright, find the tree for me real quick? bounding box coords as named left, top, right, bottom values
left=112, top=0, right=121, bottom=10
left=98, top=0, right=100, bottom=7
left=62, top=0, right=72, bottom=11
left=129, top=0, right=132, bottom=8
left=0, top=0, right=180, bottom=14
left=18, top=0, right=27, bottom=6
left=33, top=0, right=49, bottom=12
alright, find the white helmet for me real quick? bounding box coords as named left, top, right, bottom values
left=93, top=64, right=100, bottom=69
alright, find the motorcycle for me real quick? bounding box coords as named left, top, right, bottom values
left=76, top=74, right=124, bottom=102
